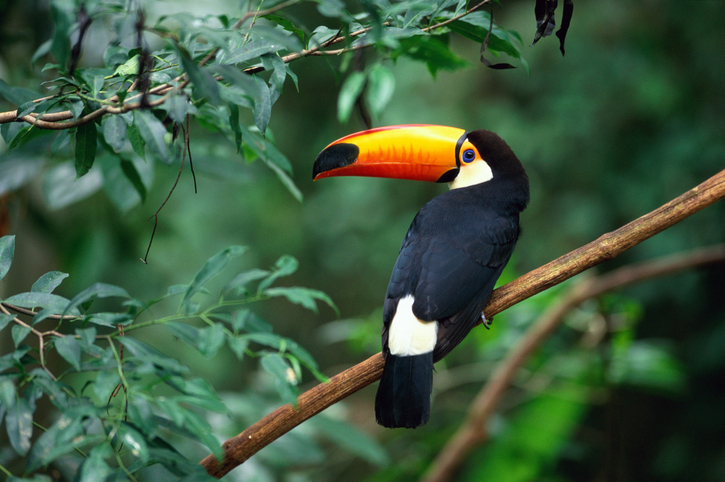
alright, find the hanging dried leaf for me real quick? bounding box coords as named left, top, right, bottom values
left=531, top=0, right=573, bottom=56
left=556, top=0, right=574, bottom=55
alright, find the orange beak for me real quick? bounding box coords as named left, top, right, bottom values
left=312, top=125, right=467, bottom=183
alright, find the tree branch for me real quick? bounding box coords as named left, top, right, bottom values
left=422, top=243, right=725, bottom=482
left=200, top=168, right=725, bottom=478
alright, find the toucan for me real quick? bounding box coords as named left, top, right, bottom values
left=312, top=125, right=529, bottom=428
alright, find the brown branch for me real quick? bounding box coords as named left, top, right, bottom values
left=422, top=243, right=725, bottom=482
left=200, top=169, right=725, bottom=478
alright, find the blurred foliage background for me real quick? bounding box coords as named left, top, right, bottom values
left=0, top=0, right=724, bottom=480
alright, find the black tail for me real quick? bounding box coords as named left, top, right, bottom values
left=375, top=352, right=433, bottom=428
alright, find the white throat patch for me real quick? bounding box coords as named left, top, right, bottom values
left=388, top=295, right=438, bottom=356
left=449, top=159, right=493, bottom=190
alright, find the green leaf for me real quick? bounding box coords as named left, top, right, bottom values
left=228, top=102, right=242, bottom=153
left=31, top=271, right=69, bottom=293
left=127, top=122, right=146, bottom=160
left=449, top=12, right=522, bottom=59
left=312, top=416, right=389, bottom=466
left=223, top=268, right=270, bottom=296
left=74, top=121, right=98, bottom=178
left=261, top=353, right=298, bottom=405
left=197, top=323, right=226, bottom=358
left=42, top=161, right=104, bottom=210
left=134, top=109, right=172, bottom=164
left=55, top=336, right=81, bottom=370
left=164, top=94, right=194, bottom=124
left=228, top=336, right=249, bottom=359
left=114, top=54, right=141, bottom=76
left=178, top=46, right=222, bottom=106
left=365, top=64, right=396, bottom=119
left=258, top=255, right=299, bottom=291
left=50, top=2, right=73, bottom=70
left=65, top=282, right=130, bottom=316
left=120, top=157, right=148, bottom=203
left=79, top=445, right=113, bottom=482
left=0, top=378, right=16, bottom=408
left=180, top=246, right=248, bottom=313
left=102, top=115, right=127, bottom=153
left=120, top=337, right=190, bottom=375
left=0, top=235, right=15, bottom=281
left=5, top=396, right=33, bottom=456
left=168, top=322, right=201, bottom=349
left=264, top=286, right=337, bottom=314
left=93, top=368, right=121, bottom=401
left=117, top=423, right=150, bottom=462
left=0, top=313, right=14, bottom=332
left=11, top=324, right=31, bottom=347
left=4, top=292, right=77, bottom=316
left=393, top=35, right=469, bottom=77
left=0, top=78, right=39, bottom=105
left=252, top=78, right=272, bottom=134
left=337, top=71, right=366, bottom=124
left=261, top=54, right=286, bottom=105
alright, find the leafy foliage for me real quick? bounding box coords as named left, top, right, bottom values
left=0, top=0, right=526, bottom=211
left=0, top=235, right=345, bottom=478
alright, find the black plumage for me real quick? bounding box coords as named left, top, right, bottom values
left=375, top=130, right=529, bottom=428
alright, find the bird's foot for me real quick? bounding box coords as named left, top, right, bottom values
left=481, top=314, right=493, bottom=330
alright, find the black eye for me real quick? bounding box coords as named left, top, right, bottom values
left=462, top=149, right=476, bottom=163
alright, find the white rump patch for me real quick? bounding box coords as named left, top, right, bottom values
left=449, top=159, right=493, bottom=189
left=388, top=295, right=438, bottom=356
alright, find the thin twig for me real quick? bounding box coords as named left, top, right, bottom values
left=141, top=119, right=191, bottom=264
left=422, top=243, right=725, bottom=482
left=200, top=170, right=725, bottom=478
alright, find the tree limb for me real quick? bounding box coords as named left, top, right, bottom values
left=422, top=243, right=725, bottom=482
left=200, top=168, right=725, bottom=478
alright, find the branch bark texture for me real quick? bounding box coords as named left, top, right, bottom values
left=201, top=168, right=725, bottom=478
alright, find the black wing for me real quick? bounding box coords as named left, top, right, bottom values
left=382, top=189, right=520, bottom=362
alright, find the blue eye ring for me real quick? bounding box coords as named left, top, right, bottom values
left=462, top=149, right=476, bottom=163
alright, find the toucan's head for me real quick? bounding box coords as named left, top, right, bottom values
left=312, top=124, right=526, bottom=190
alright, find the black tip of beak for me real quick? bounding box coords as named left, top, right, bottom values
left=312, top=143, right=359, bottom=179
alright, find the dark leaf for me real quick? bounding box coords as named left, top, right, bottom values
left=74, top=121, right=98, bottom=178
left=228, top=102, right=242, bottom=153
left=556, top=0, right=574, bottom=55
left=532, top=0, right=558, bottom=46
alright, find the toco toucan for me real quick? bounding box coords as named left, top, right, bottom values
left=312, top=125, right=529, bottom=428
